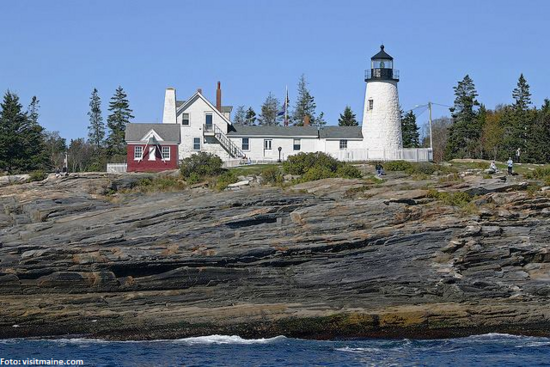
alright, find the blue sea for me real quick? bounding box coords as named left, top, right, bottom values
left=1, top=334, right=549, bottom=366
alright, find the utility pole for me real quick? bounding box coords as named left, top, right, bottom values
left=428, top=102, right=433, bottom=150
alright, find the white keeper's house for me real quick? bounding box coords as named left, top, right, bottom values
left=122, top=46, right=432, bottom=172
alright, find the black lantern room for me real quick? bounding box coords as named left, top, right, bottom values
left=365, top=45, right=399, bottom=82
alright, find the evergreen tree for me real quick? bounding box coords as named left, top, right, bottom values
left=28, top=96, right=39, bottom=125
left=338, top=106, right=358, bottom=126
left=444, top=75, right=482, bottom=159
left=43, top=131, right=67, bottom=170
left=258, top=92, right=281, bottom=126
left=233, top=105, right=246, bottom=125
left=106, top=86, right=134, bottom=157
left=314, top=112, right=327, bottom=126
left=292, top=74, right=316, bottom=126
left=512, top=73, right=532, bottom=111
left=401, top=110, right=420, bottom=148
left=245, top=107, right=257, bottom=126
left=87, top=88, right=105, bottom=148
left=0, top=91, right=47, bottom=173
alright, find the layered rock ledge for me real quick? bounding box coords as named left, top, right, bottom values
left=1, top=172, right=550, bottom=340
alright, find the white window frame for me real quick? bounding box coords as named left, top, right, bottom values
left=339, top=140, right=348, bottom=150
left=182, top=113, right=190, bottom=126
left=134, top=146, right=143, bottom=160
left=264, top=139, right=272, bottom=151
left=242, top=137, right=250, bottom=151
left=293, top=139, right=301, bottom=151
left=193, top=137, right=201, bottom=150
left=162, top=146, right=170, bottom=160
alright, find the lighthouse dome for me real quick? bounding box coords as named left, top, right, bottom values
left=371, top=45, right=393, bottom=60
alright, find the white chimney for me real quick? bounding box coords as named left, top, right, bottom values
left=162, top=88, right=177, bottom=124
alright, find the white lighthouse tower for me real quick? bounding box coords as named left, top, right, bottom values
left=362, top=45, right=402, bottom=157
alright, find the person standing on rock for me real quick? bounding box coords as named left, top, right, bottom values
left=516, top=148, right=521, bottom=163
left=507, top=157, right=514, bottom=175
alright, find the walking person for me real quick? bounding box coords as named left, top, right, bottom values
left=507, top=157, right=514, bottom=175
left=516, top=148, right=521, bottom=163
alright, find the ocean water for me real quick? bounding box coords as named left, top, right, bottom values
left=0, top=333, right=549, bottom=366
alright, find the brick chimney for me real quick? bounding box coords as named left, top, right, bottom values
left=216, top=81, right=222, bottom=112
left=303, top=114, right=311, bottom=127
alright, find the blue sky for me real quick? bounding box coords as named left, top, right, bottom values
left=1, top=0, right=549, bottom=141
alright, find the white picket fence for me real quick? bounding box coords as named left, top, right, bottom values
left=330, top=148, right=433, bottom=162
left=106, top=163, right=128, bottom=173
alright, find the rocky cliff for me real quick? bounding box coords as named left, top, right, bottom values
left=1, top=170, right=550, bottom=340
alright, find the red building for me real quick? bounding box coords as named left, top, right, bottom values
left=125, top=123, right=181, bottom=172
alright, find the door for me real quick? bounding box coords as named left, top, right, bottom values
left=205, top=113, right=213, bottom=131
left=264, top=139, right=272, bottom=157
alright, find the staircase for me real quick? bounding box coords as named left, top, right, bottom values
left=204, top=124, right=245, bottom=158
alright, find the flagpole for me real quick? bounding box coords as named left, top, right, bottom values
left=284, top=85, right=288, bottom=126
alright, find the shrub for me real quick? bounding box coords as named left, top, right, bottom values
left=384, top=161, right=413, bottom=172
left=301, top=166, right=335, bottom=182
left=29, top=170, right=47, bottom=182
left=335, top=164, right=363, bottom=179
left=132, top=176, right=185, bottom=193
left=427, top=189, right=472, bottom=207
left=283, top=152, right=340, bottom=175
left=406, top=162, right=437, bottom=175
left=215, top=171, right=238, bottom=191
left=180, top=152, right=223, bottom=179
left=524, top=167, right=550, bottom=180
left=187, top=172, right=201, bottom=185
left=261, top=166, right=284, bottom=185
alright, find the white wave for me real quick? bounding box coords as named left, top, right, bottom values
left=335, top=346, right=383, bottom=353
left=173, top=335, right=286, bottom=345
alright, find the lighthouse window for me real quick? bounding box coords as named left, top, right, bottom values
left=339, top=140, right=348, bottom=150
left=369, top=99, right=374, bottom=110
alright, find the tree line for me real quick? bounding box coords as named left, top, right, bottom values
left=232, top=74, right=360, bottom=127
left=435, top=74, right=549, bottom=163
left=0, top=87, right=134, bottom=174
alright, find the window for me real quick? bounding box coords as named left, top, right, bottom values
left=148, top=146, right=156, bottom=161
left=193, top=138, right=201, bottom=150
left=134, top=146, right=143, bottom=160
left=368, top=99, right=374, bottom=110
left=264, top=139, right=272, bottom=151
left=339, top=140, right=348, bottom=150
left=182, top=113, right=190, bottom=126
left=293, top=139, right=301, bottom=151
left=205, top=113, right=213, bottom=130
left=242, top=138, right=249, bottom=151
left=162, top=146, right=170, bottom=160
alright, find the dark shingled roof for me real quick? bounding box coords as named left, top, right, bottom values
left=371, top=45, right=393, bottom=60
left=176, top=100, right=186, bottom=108
left=227, top=125, right=363, bottom=139
left=125, top=123, right=181, bottom=143
left=319, top=126, right=363, bottom=139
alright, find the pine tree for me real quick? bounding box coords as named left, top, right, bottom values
left=258, top=92, right=281, bottom=126
left=314, top=112, right=327, bottom=126
left=512, top=74, right=532, bottom=111
left=338, top=106, right=358, bottom=126
left=245, top=107, right=257, bottom=126
left=0, top=91, right=46, bottom=173
left=28, top=96, right=39, bottom=125
left=401, top=110, right=420, bottom=148
left=292, top=74, right=316, bottom=126
left=106, top=86, right=134, bottom=157
left=233, top=106, right=247, bottom=125
left=444, top=75, right=482, bottom=159
left=87, top=88, right=105, bottom=148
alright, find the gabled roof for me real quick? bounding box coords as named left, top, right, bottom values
left=371, top=45, right=393, bottom=60
left=227, top=125, right=319, bottom=137
left=125, top=123, right=181, bottom=143
left=176, top=92, right=233, bottom=125
left=227, top=125, right=364, bottom=139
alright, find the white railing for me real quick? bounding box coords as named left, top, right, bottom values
left=330, top=148, right=433, bottom=162
left=106, top=163, right=128, bottom=173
